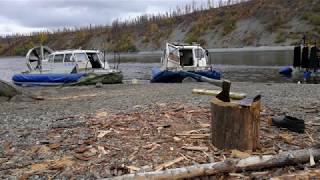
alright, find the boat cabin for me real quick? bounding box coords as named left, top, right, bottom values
left=161, top=43, right=209, bottom=71
left=26, top=47, right=111, bottom=74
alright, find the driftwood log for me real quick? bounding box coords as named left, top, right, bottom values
left=211, top=97, right=261, bottom=151
left=108, top=147, right=320, bottom=180
left=0, top=79, right=43, bottom=100
left=192, top=89, right=246, bottom=100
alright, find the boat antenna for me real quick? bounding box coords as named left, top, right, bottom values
left=40, top=44, right=43, bottom=73
left=117, top=52, right=120, bottom=69
left=103, top=43, right=106, bottom=69
left=104, top=50, right=106, bottom=69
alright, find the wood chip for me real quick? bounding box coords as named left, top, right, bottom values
left=310, top=150, right=316, bottom=167
left=278, top=133, right=294, bottom=143
left=251, top=171, right=269, bottom=176
left=176, top=133, right=210, bottom=138
left=231, top=149, right=251, bottom=159
left=306, top=131, right=315, bottom=144
left=73, top=153, right=92, bottom=161
left=126, top=165, right=140, bottom=172
left=173, top=136, right=181, bottom=142
left=97, top=130, right=112, bottom=138
left=155, top=157, right=184, bottom=171
left=129, top=151, right=138, bottom=161
left=97, top=146, right=108, bottom=155
left=49, top=143, right=60, bottom=150
left=182, top=146, right=209, bottom=151
left=143, top=143, right=157, bottom=149
left=148, top=144, right=160, bottom=153
left=199, top=123, right=210, bottom=128
left=229, top=173, right=247, bottom=178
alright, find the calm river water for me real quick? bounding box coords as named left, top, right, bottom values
left=0, top=49, right=293, bottom=83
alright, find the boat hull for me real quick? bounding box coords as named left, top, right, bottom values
left=12, top=72, right=123, bottom=86
left=12, top=73, right=86, bottom=86
left=279, top=67, right=292, bottom=76
left=151, top=68, right=221, bottom=83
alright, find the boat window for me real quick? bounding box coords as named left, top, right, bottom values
left=64, top=54, right=73, bottom=62
left=194, top=49, right=204, bottom=59
left=48, top=55, right=54, bottom=63
left=75, top=53, right=88, bottom=62
left=54, top=54, right=64, bottom=63
left=87, top=53, right=102, bottom=68
left=168, top=45, right=180, bottom=63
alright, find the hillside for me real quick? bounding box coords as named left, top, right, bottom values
left=0, top=0, right=320, bottom=56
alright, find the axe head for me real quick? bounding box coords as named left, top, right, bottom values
left=216, top=80, right=231, bottom=102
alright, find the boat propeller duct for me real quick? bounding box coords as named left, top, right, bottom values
left=26, top=46, right=54, bottom=72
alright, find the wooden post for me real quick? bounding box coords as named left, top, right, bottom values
left=211, top=97, right=261, bottom=151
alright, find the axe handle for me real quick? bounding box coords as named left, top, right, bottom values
left=178, top=71, right=231, bottom=90
left=199, top=76, right=227, bottom=88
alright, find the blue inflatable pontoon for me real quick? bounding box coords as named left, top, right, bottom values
left=151, top=67, right=221, bottom=83
left=279, top=67, right=292, bottom=76
left=12, top=73, right=86, bottom=86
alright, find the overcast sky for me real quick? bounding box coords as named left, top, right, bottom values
left=0, top=0, right=210, bottom=35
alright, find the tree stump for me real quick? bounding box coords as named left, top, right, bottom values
left=211, top=97, right=261, bottom=151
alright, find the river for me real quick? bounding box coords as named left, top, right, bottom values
left=0, top=48, right=293, bottom=83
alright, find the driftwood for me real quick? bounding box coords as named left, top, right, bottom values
left=108, top=147, right=320, bottom=180
left=192, top=89, right=246, bottom=100
left=0, top=79, right=43, bottom=100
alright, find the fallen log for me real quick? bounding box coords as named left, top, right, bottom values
left=192, top=89, right=246, bottom=100
left=107, top=147, right=320, bottom=180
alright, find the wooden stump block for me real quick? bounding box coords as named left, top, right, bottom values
left=211, top=97, right=261, bottom=151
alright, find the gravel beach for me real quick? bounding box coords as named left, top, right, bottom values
left=0, top=82, right=320, bottom=178
left=1, top=82, right=319, bottom=129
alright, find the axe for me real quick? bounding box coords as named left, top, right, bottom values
left=199, top=76, right=231, bottom=102
left=180, top=71, right=231, bottom=102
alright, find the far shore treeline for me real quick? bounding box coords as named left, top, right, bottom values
left=0, top=0, right=320, bottom=56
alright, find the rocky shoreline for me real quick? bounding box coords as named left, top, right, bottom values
left=0, top=82, right=320, bottom=178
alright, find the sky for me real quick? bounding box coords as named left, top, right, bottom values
left=0, top=0, right=210, bottom=36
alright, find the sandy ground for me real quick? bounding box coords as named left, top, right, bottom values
left=0, top=82, right=320, bottom=179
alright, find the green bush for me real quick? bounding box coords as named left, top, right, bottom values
left=74, top=31, right=88, bottom=47
left=108, top=34, right=137, bottom=52
left=243, top=32, right=257, bottom=45
left=0, top=44, right=4, bottom=55
left=222, top=19, right=236, bottom=35
left=275, top=32, right=286, bottom=43
left=185, top=23, right=208, bottom=44
left=303, top=13, right=320, bottom=26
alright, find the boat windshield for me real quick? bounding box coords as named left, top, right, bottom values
left=54, top=54, right=64, bottom=63
left=194, top=49, right=204, bottom=59
left=75, top=53, right=88, bottom=62
left=48, top=54, right=54, bottom=62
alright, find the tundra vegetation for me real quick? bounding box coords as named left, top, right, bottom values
left=0, top=0, right=319, bottom=56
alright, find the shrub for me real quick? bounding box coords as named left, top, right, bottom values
left=0, top=44, right=4, bottom=55
left=303, top=13, right=320, bottom=26
left=74, top=31, right=88, bottom=48
left=38, top=32, right=48, bottom=44
left=275, top=32, right=286, bottom=43
left=108, top=34, right=137, bottom=52
left=222, top=19, right=236, bottom=35
left=185, top=23, right=208, bottom=44
left=243, top=32, right=257, bottom=45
